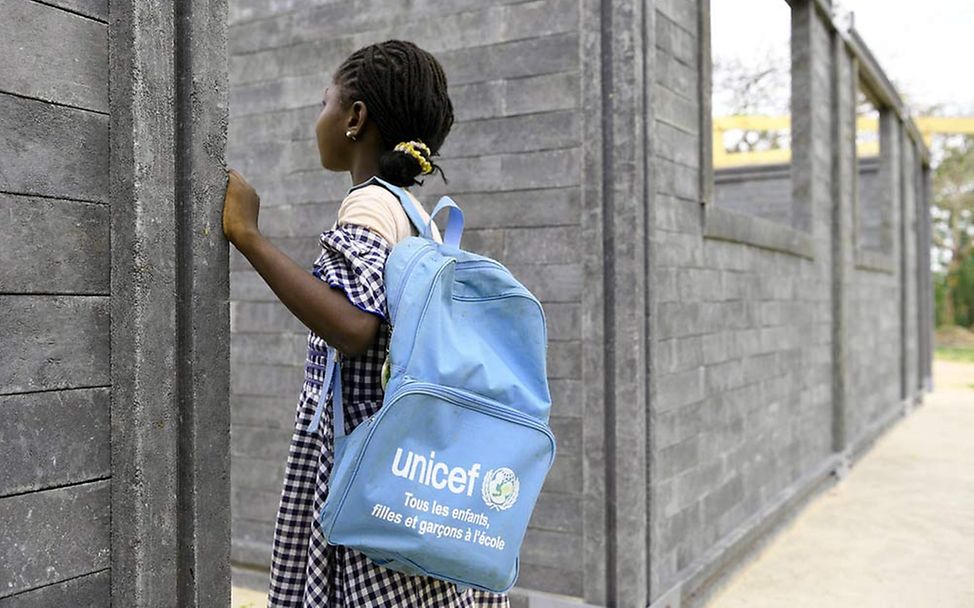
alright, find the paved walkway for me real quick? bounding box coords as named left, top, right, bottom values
left=232, top=584, right=266, bottom=608
left=705, top=358, right=974, bottom=608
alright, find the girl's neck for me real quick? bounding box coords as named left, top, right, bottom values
left=350, top=175, right=408, bottom=191
left=348, top=156, right=379, bottom=184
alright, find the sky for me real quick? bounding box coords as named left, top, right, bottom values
left=838, top=0, right=974, bottom=115
left=711, top=0, right=974, bottom=117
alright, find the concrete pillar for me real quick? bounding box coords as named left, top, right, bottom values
left=580, top=0, right=649, bottom=605
left=830, top=33, right=855, bottom=453
left=899, top=131, right=916, bottom=400
left=109, top=0, right=230, bottom=605
left=920, top=165, right=935, bottom=391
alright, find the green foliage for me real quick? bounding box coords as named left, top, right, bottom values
left=935, top=346, right=974, bottom=363
left=955, top=254, right=974, bottom=327
left=932, top=135, right=974, bottom=328
left=935, top=252, right=974, bottom=328
left=934, top=271, right=947, bottom=327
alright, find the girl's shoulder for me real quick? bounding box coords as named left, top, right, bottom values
left=337, top=183, right=441, bottom=245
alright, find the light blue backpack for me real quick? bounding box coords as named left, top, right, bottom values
left=309, top=175, right=556, bottom=593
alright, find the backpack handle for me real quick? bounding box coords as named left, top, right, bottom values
left=424, top=196, right=464, bottom=247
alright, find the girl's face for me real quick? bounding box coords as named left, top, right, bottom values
left=315, top=81, right=353, bottom=171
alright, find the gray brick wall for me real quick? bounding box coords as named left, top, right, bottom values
left=0, top=1, right=112, bottom=602
left=4, top=0, right=231, bottom=603
left=857, top=156, right=883, bottom=251
left=649, top=1, right=928, bottom=605
left=714, top=164, right=794, bottom=226
left=227, top=0, right=584, bottom=598
left=712, top=158, right=884, bottom=235
left=901, top=137, right=919, bottom=401
left=0, top=0, right=929, bottom=603
left=848, top=111, right=903, bottom=445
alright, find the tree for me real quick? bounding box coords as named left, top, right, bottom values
left=712, top=54, right=791, bottom=154
left=932, top=135, right=974, bottom=327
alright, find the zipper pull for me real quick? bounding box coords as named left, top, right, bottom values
left=381, top=322, right=393, bottom=391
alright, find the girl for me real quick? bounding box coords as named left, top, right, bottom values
left=222, top=40, right=511, bottom=607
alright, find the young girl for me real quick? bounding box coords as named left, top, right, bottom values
left=222, top=40, right=511, bottom=607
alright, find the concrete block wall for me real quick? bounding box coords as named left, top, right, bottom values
left=856, top=157, right=883, bottom=251
left=2, top=0, right=230, bottom=605
left=0, top=1, right=112, bottom=602
left=649, top=1, right=930, bottom=606
left=848, top=107, right=903, bottom=446
left=713, top=164, right=794, bottom=226
left=0, top=0, right=928, bottom=603
left=652, top=0, right=837, bottom=595
left=711, top=160, right=882, bottom=236
left=901, top=136, right=920, bottom=402
left=226, top=0, right=586, bottom=600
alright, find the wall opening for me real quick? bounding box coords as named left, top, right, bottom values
left=708, top=0, right=795, bottom=228
left=854, top=78, right=890, bottom=255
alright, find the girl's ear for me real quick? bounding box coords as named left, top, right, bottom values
left=346, top=100, right=369, bottom=136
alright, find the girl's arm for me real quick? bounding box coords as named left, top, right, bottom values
left=234, top=229, right=380, bottom=357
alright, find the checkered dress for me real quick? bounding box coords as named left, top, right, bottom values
left=266, top=223, right=511, bottom=607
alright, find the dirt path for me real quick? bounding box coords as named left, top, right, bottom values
left=705, top=358, right=974, bottom=608
left=232, top=585, right=266, bottom=608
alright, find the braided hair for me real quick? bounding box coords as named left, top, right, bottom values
left=335, top=40, right=454, bottom=187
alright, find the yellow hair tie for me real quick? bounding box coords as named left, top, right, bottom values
left=394, top=140, right=433, bottom=175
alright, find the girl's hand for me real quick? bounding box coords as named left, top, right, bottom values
left=222, top=168, right=261, bottom=245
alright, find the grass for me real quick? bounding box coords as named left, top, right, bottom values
left=935, top=346, right=974, bottom=363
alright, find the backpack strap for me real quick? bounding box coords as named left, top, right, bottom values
left=307, top=345, right=345, bottom=439
left=425, top=196, right=464, bottom=247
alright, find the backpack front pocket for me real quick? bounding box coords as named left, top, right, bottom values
left=319, top=379, right=556, bottom=593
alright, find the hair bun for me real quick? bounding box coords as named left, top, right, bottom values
left=393, top=140, right=433, bottom=175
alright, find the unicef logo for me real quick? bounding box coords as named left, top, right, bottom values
left=481, top=467, right=519, bottom=511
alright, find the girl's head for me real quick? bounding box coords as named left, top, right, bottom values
left=316, top=40, right=454, bottom=187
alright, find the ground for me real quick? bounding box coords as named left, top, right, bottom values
left=232, top=584, right=265, bottom=608
left=704, top=351, right=974, bottom=607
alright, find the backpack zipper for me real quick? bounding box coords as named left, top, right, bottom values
left=324, top=379, right=556, bottom=537
left=451, top=260, right=549, bottom=346
left=394, top=259, right=453, bottom=370
left=406, top=382, right=556, bottom=445
left=388, top=242, right=433, bottom=316
left=343, top=544, right=520, bottom=594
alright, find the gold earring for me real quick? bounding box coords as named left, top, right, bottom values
left=346, top=130, right=357, bottom=141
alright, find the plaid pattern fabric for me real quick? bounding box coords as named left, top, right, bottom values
left=266, top=224, right=511, bottom=607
